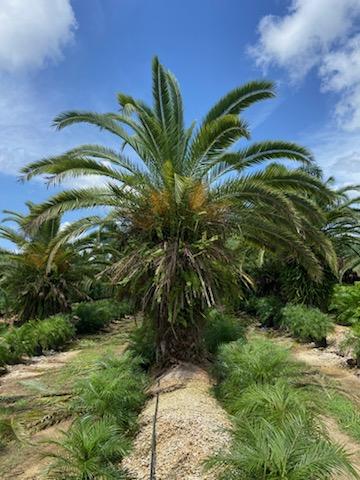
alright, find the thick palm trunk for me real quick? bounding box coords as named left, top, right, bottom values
left=122, top=363, right=230, bottom=479
left=155, top=321, right=205, bottom=365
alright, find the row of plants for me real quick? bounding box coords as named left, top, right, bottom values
left=0, top=299, right=134, bottom=367
left=209, top=337, right=357, bottom=479
left=0, top=315, right=75, bottom=366
left=246, top=297, right=334, bottom=346
left=47, top=351, right=148, bottom=479
left=247, top=281, right=360, bottom=364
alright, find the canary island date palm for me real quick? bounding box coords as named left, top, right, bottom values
left=21, top=57, right=336, bottom=362
left=0, top=203, right=93, bottom=322
left=322, top=183, right=360, bottom=280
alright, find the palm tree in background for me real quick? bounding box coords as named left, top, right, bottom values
left=0, top=203, right=93, bottom=321
left=323, top=184, right=360, bottom=281
left=21, top=57, right=336, bottom=362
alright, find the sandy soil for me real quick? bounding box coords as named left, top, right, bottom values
left=1, top=420, right=72, bottom=480
left=0, top=350, right=81, bottom=398
left=122, top=363, right=231, bottom=480
left=267, top=326, right=360, bottom=402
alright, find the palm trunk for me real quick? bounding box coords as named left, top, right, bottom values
left=155, top=320, right=205, bottom=365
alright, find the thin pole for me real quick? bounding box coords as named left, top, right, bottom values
left=149, top=380, right=160, bottom=480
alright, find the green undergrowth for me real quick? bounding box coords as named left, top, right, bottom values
left=281, top=304, right=334, bottom=346
left=0, top=319, right=136, bottom=477
left=0, top=315, right=75, bottom=366
left=326, top=392, right=360, bottom=444
left=46, top=351, right=148, bottom=479
left=128, top=307, right=247, bottom=368
left=73, top=299, right=134, bottom=334
left=209, top=337, right=358, bottom=480
left=0, top=299, right=135, bottom=369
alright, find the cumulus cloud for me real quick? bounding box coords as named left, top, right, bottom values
left=304, top=127, right=360, bottom=187
left=250, top=0, right=360, bottom=131
left=0, top=0, right=76, bottom=71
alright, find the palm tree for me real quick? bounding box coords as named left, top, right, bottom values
left=0, top=203, right=93, bottom=322
left=322, top=183, right=360, bottom=281
left=21, top=57, right=336, bottom=362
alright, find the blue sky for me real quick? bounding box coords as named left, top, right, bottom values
left=1, top=0, right=360, bottom=241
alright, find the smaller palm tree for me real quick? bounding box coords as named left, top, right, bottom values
left=208, top=414, right=358, bottom=480
left=0, top=203, right=92, bottom=322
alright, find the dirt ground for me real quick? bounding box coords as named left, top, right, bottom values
left=267, top=326, right=360, bottom=401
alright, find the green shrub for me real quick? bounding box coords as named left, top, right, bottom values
left=215, top=338, right=302, bottom=409
left=0, top=315, right=74, bottom=366
left=73, top=299, right=133, bottom=334
left=31, top=315, right=75, bottom=352
left=229, top=381, right=320, bottom=423
left=340, top=323, right=360, bottom=366
left=208, top=415, right=356, bottom=480
left=111, top=299, right=135, bottom=318
left=253, top=296, right=283, bottom=327
left=253, top=259, right=336, bottom=310
left=47, top=418, right=130, bottom=480
left=203, top=308, right=245, bottom=354
left=281, top=304, right=334, bottom=346
left=73, top=301, right=113, bottom=334
left=1, top=327, right=37, bottom=363
left=278, top=262, right=336, bottom=310
left=128, top=320, right=156, bottom=367
left=94, top=299, right=135, bottom=320
left=330, top=283, right=360, bottom=325
left=75, top=352, right=147, bottom=433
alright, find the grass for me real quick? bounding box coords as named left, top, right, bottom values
left=326, top=392, right=360, bottom=443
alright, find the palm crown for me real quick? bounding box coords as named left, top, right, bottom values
left=21, top=57, right=336, bottom=361
left=0, top=204, right=91, bottom=321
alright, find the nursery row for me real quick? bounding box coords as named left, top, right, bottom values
left=209, top=337, right=358, bottom=479
left=47, top=351, right=148, bottom=479
left=0, top=299, right=133, bottom=367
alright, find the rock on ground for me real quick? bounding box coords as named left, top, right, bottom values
left=122, top=363, right=231, bottom=479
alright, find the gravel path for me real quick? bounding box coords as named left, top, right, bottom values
left=122, top=363, right=231, bottom=480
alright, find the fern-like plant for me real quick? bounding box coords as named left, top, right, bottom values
left=215, top=338, right=303, bottom=409
left=330, top=282, right=360, bottom=326
left=75, top=352, right=147, bottom=433
left=208, top=415, right=357, bottom=480
left=281, top=304, right=334, bottom=347
left=47, top=418, right=130, bottom=480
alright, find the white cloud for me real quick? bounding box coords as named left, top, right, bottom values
left=304, top=128, right=360, bottom=187
left=0, top=77, right=108, bottom=180
left=250, top=0, right=360, bottom=131
left=0, top=0, right=76, bottom=71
